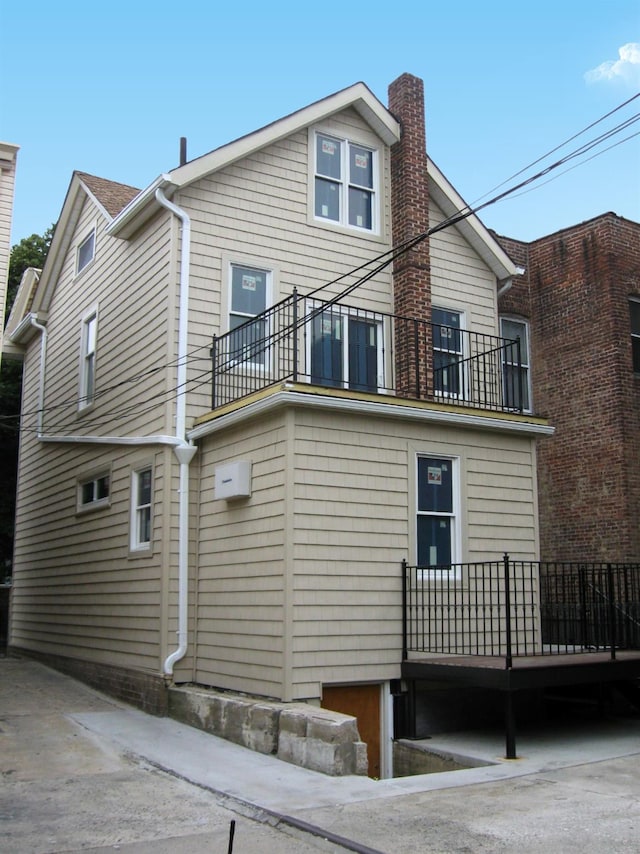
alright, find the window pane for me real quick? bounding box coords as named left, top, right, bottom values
left=231, top=267, right=267, bottom=316
left=81, top=482, right=94, bottom=504
left=348, top=188, right=372, bottom=229
left=348, top=318, right=378, bottom=392
left=311, top=310, right=343, bottom=386
left=229, top=316, right=267, bottom=365
left=503, top=364, right=529, bottom=410
left=138, top=507, right=151, bottom=544
left=78, top=231, right=95, bottom=272
left=84, top=353, right=95, bottom=401
left=316, top=135, right=341, bottom=179
left=434, top=352, right=461, bottom=395
left=315, top=177, right=340, bottom=221
left=96, top=476, right=109, bottom=500
left=630, top=300, right=640, bottom=334
left=501, top=319, right=528, bottom=367
left=138, top=469, right=152, bottom=506
left=433, top=309, right=461, bottom=352
left=417, top=516, right=452, bottom=566
left=418, top=457, right=452, bottom=512
left=349, top=145, right=373, bottom=189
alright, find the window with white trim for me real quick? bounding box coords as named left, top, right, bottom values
left=416, top=456, right=458, bottom=568
left=630, top=298, right=640, bottom=374
left=78, top=472, right=110, bottom=511
left=500, top=317, right=531, bottom=411
left=308, top=303, right=384, bottom=392
left=131, top=467, right=152, bottom=550
left=79, top=309, right=98, bottom=409
left=433, top=308, right=464, bottom=397
left=314, top=132, right=377, bottom=232
left=77, top=229, right=95, bottom=274
left=228, top=264, right=270, bottom=366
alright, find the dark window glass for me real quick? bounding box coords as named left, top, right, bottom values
left=231, top=267, right=267, bottom=316
left=348, top=188, right=372, bottom=229
left=417, top=516, right=452, bottom=566
left=316, top=135, right=341, bottom=179
left=315, top=177, right=340, bottom=221
left=349, top=145, right=373, bottom=189
left=418, top=457, right=452, bottom=513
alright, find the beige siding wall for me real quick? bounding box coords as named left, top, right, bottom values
left=0, top=144, right=19, bottom=357
left=181, top=107, right=394, bottom=416
left=9, top=196, right=182, bottom=672
left=195, top=403, right=539, bottom=701
left=430, top=200, right=499, bottom=336
left=193, top=411, right=289, bottom=697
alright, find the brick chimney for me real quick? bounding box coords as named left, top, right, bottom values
left=388, top=73, right=432, bottom=398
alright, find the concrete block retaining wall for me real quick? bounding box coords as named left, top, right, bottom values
left=168, top=685, right=367, bottom=776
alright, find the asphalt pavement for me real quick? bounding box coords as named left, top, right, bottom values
left=2, top=653, right=640, bottom=853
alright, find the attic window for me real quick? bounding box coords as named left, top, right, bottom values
left=314, top=132, right=377, bottom=233
left=77, top=229, right=95, bottom=274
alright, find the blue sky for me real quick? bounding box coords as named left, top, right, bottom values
left=1, top=1, right=639, bottom=245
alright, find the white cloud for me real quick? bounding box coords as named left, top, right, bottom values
left=585, top=42, right=640, bottom=85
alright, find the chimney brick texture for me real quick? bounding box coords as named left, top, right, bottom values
left=497, top=214, right=640, bottom=562
left=388, top=73, right=432, bottom=398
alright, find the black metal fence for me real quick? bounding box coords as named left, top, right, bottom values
left=211, top=290, right=524, bottom=413
left=402, top=557, right=640, bottom=661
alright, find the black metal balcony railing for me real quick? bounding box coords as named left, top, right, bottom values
left=402, top=557, right=640, bottom=662
left=211, top=290, right=525, bottom=413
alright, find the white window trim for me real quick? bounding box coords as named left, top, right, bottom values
left=310, top=127, right=381, bottom=236
left=79, top=305, right=98, bottom=412
left=415, top=452, right=462, bottom=580
left=225, top=260, right=274, bottom=373
left=130, top=465, right=153, bottom=553
left=500, top=316, right=532, bottom=413
left=77, top=469, right=111, bottom=513
left=432, top=307, right=467, bottom=401
left=76, top=227, right=96, bottom=276
left=305, top=300, right=386, bottom=392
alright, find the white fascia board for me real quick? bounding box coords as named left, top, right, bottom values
left=106, top=174, right=178, bottom=240
left=188, top=389, right=555, bottom=442
left=427, top=158, right=517, bottom=281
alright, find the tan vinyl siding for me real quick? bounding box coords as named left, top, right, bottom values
left=194, top=401, right=539, bottom=701
left=0, top=147, right=18, bottom=354
left=194, top=411, right=288, bottom=697
left=430, top=200, right=499, bottom=336
left=183, top=107, right=394, bottom=418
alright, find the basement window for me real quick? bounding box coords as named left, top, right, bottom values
left=78, top=472, right=110, bottom=512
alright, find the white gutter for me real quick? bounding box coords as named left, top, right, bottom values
left=497, top=265, right=525, bottom=300
left=154, top=187, right=196, bottom=677
left=21, top=315, right=48, bottom=436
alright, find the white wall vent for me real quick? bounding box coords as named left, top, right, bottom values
left=214, top=460, right=252, bottom=500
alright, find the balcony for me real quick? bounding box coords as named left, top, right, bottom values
left=210, top=290, right=527, bottom=414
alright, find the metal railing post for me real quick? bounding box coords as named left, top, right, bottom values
left=504, top=553, right=513, bottom=668
left=292, top=287, right=298, bottom=382
left=210, top=335, right=217, bottom=410
left=402, top=559, right=408, bottom=661
left=607, top=563, right=617, bottom=660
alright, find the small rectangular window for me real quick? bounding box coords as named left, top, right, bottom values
left=314, top=132, right=376, bottom=232
left=416, top=455, right=457, bottom=568
left=131, top=467, right=152, bottom=550
left=630, top=299, right=640, bottom=373
left=78, top=473, right=110, bottom=510
left=77, top=230, right=95, bottom=274
left=79, top=310, right=97, bottom=409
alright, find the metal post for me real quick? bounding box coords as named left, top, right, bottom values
left=292, top=287, right=298, bottom=382
left=402, top=559, right=408, bottom=661
left=607, top=563, right=617, bottom=660
left=505, top=691, right=517, bottom=759
left=504, top=553, right=513, bottom=669
left=210, top=335, right=217, bottom=410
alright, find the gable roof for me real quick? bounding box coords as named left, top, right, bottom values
left=107, top=82, right=401, bottom=240
left=77, top=172, right=140, bottom=219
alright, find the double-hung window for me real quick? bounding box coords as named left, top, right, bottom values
left=630, top=299, right=640, bottom=374
left=500, top=317, right=531, bottom=411
left=416, top=456, right=458, bottom=569
left=228, top=264, right=270, bottom=367
left=309, top=304, right=384, bottom=393
left=131, top=467, right=152, bottom=551
left=77, top=229, right=95, bottom=274
left=314, top=133, right=377, bottom=232
left=433, top=308, right=464, bottom=397
left=79, top=309, right=98, bottom=409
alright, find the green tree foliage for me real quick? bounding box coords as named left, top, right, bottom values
left=1, top=226, right=54, bottom=577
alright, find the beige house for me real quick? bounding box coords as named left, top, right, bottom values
left=4, top=75, right=555, bottom=776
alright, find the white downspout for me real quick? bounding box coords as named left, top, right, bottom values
left=155, top=186, right=197, bottom=677
left=30, top=316, right=48, bottom=437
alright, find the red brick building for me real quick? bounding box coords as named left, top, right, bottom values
left=496, top=214, right=640, bottom=562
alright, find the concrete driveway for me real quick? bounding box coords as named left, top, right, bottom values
left=2, top=654, right=640, bottom=853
